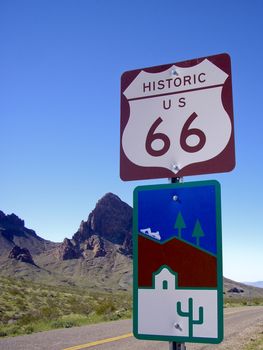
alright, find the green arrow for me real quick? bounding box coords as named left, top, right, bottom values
left=174, top=212, right=186, bottom=239
left=192, top=219, right=205, bottom=246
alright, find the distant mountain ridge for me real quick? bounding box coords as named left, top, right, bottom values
left=0, top=194, right=263, bottom=297
left=243, top=281, right=263, bottom=288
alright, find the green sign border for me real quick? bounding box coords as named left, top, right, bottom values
left=133, top=180, right=223, bottom=344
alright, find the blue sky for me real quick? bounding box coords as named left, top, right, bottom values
left=1, top=0, right=263, bottom=282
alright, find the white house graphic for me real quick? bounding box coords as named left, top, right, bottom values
left=138, top=266, right=218, bottom=339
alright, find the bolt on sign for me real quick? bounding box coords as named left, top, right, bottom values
left=120, top=53, right=235, bottom=181
left=133, top=180, right=223, bottom=343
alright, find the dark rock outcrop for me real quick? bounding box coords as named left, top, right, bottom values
left=72, top=220, right=91, bottom=244
left=0, top=210, right=55, bottom=257
left=227, top=287, right=244, bottom=293
left=0, top=211, right=39, bottom=242
left=57, top=238, right=78, bottom=260
left=70, top=193, right=132, bottom=258
left=87, top=193, right=132, bottom=244
left=73, top=193, right=132, bottom=244
left=0, top=212, right=25, bottom=229
left=118, top=232, right=133, bottom=256
left=8, top=246, right=35, bottom=265
left=86, top=235, right=106, bottom=257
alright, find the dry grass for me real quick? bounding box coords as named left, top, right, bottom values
left=1, top=275, right=263, bottom=338
left=242, top=328, right=263, bottom=350
left=224, top=297, right=263, bottom=308
left=0, top=276, right=131, bottom=337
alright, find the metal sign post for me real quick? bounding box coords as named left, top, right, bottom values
left=169, top=342, right=186, bottom=350
left=170, top=178, right=186, bottom=350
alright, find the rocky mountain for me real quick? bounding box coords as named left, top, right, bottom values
left=0, top=194, right=263, bottom=297
left=0, top=193, right=133, bottom=291
left=68, top=192, right=132, bottom=258
left=0, top=210, right=57, bottom=256
left=8, top=246, right=35, bottom=265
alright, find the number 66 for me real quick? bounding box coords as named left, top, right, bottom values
left=145, top=112, right=206, bottom=157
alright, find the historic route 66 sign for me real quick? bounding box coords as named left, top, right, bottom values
left=120, top=53, right=235, bottom=181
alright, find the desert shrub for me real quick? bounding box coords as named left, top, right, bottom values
left=39, top=306, right=60, bottom=320
left=18, top=313, right=38, bottom=326
left=8, top=288, right=22, bottom=297
left=8, top=325, right=20, bottom=336
left=23, top=325, right=34, bottom=334
left=51, top=319, right=79, bottom=329
left=95, top=300, right=116, bottom=315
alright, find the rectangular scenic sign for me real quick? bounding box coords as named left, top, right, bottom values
left=133, top=180, right=223, bottom=343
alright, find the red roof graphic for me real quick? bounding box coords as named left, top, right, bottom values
left=138, top=235, right=217, bottom=288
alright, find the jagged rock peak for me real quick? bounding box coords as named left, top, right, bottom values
left=0, top=210, right=39, bottom=244
left=98, top=192, right=124, bottom=204
left=73, top=192, right=132, bottom=245
left=8, top=245, right=35, bottom=265
left=0, top=211, right=25, bottom=229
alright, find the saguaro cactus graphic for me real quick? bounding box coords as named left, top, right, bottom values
left=176, top=297, right=204, bottom=338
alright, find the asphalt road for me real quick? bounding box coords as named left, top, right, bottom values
left=0, top=306, right=262, bottom=350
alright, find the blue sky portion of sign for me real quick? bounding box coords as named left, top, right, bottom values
left=137, top=184, right=218, bottom=255
left=1, top=0, right=263, bottom=282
